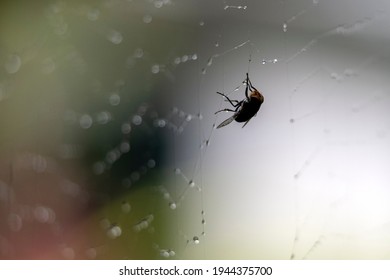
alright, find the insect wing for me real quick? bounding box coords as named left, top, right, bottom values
left=216, top=116, right=235, bottom=129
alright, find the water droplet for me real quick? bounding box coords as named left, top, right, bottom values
left=87, top=8, right=100, bottom=21
left=93, top=161, right=106, bottom=175
left=193, top=236, right=200, bottom=244
left=134, top=48, right=144, bottom=58
left=155, top=119, right=166, bottom=127
left=201, top=68, right=206, bottom=75
left=106, top=149, right=120, bottom=164
left=262, top=59, right=267, bottom=65
left=132, top=115, right=142, bottom=125
left=171, top=107, right=179, bottom=114
left=336, top=26, right=345, bottom=34
left=160, top=250, right=170, bottom=258
left=60, top=180, right=81, bottom=197
left=330, top=72, right=342, bottom=81
left=163, top=192, right=170, bottom=200
left=53, top=22, right=69, bottom=36
left=201, top=219, right=206, bottom=225
left=344, top=68, right=355, bottom=77
left=109, top=93, right=120, bottom=106
left=122, top=178, right=132, bottom=188
left=121, top=201, right=131, bottom=213
left=49, top=2, right=63, bottom=13
left=169, top=250, right=175, bottom=257
left=130, top=172, right=140, bottom=181
left=8, top=213, right=22, bottom=232
left=174, top=57, right=181, bottom=65
left=79, top=114, right=93, bottom=129
left=174, top=168, right=181, bottom=174
left=154, top=0, right=163, bottom=8
left=147, top=159, right=156, bottom=168
left=133, top=215, right=154, bottom=232
left=133, top=224, right=141, bottom=232
left=185, top=114, right=192, bottom=121
left=215, top=42, right=219, bottom=47
left=107, top=225, right=122, bottom=239
left=5, top=54, right=21, bottom=74
left=62, top=247, right=75, bottom=259
left=283, top=22, right=288, bottom=32
left=107, top=30, right=123, bottom=44
left=121, top=123, right=132, bottom=134
left=116, top=78, right=126, bottom=88
left=85, top=248, right=97, bottom=259
left=34, top=205, right=51, bottom=223
left=120, top=141, right=130, bottom=153
left=273, top=58, right=278, bottom=63
left=143, top=14, right=152, bottom=24
left=207, top=57, right=213, bottom=66
left=151, top=64, right=160, bottom=74
left=189, top=180, right=195, bottom=187
left=199, top=21, right=205, bottom=26
left=181, top=55, right=189, bottom=62
left=96, top=111, right=111, bottom=124
left=191, top=54, right=198, bottom=60
left=169, top=202, right=177, bottom=210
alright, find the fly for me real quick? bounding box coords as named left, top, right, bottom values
left=215, top=73, right=264, bottom=129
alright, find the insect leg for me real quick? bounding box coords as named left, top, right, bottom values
left=214, top=108, right=236, bottom=114
left=229, top=99, right=241, bottom=105
left=245, top=73, right=250, bottom=100
left=246, top=73, right=259, bottom=92
left=242, top=119, right=251, bottom=128
left=216, top=92, right=242, bottom=108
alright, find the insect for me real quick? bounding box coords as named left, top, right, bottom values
left=215, top=73, right=264, bottom=129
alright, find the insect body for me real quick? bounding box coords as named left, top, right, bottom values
left=215, top=73, right=264, bottom=129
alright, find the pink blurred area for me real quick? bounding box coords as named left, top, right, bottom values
left=0, top=152, right=95, bottom=259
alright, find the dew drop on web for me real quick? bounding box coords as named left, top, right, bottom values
left=193, top=236, right=200, bottom=244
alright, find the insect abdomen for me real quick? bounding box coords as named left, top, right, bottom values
left=234, top=98, right=262, bottom=123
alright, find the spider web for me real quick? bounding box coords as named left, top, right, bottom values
left=1, top=0, right=390, bottom=260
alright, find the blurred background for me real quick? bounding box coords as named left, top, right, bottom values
left=1, top=0, right=390, bottom=259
